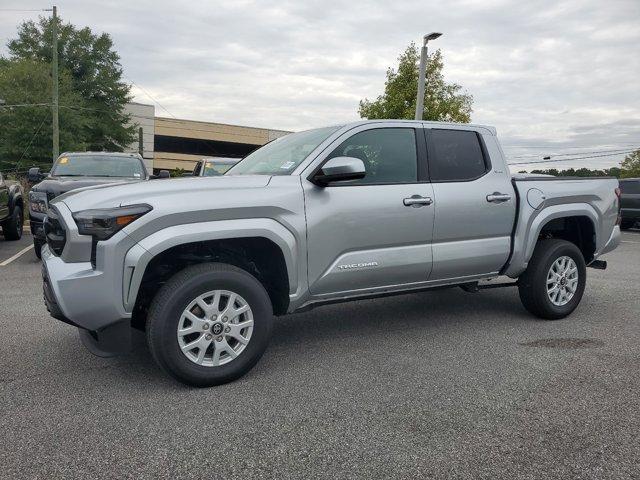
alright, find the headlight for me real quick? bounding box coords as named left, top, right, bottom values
left=72, top=204, right=152, bottom=240
left=28, top=191, right=48, bottom=214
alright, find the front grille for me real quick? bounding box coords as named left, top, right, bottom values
left=44, top=208, right=67, bottom=256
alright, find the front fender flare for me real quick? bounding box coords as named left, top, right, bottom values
left=122, top=218, right=298, bottom=312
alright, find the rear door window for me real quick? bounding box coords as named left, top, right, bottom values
left=428, top=129, right=488, bottom=182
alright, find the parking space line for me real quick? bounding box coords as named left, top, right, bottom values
left=622, top=240, right=640, bottom=244
left=0, top=244, right=34, bottom=266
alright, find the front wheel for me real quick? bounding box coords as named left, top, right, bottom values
left=146, top=263, right=273, bottom=387
left=2, top=205, right=23, bottom=240
left=518, top=239, right=586, bottom=320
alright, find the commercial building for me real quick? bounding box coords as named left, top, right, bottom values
left=124, top=102, right=290, bottom=173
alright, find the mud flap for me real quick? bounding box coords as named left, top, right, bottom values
left=78, top=320, right=132, bottom=357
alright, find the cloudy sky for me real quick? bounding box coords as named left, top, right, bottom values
left=1, top=0, right=639, bottom=170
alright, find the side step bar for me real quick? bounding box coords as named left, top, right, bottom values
left=588, top=260, right=607, bottom=270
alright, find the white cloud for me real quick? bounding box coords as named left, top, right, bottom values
left=1, top=0, right=638, bottom=169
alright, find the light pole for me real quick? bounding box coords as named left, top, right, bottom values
left=414, top=32, right=442, bottom=121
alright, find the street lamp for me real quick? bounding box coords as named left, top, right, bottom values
left=414, top=32, right=442, bottom=120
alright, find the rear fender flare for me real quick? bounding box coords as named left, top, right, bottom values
left=505, top=203, right=598, bottom=278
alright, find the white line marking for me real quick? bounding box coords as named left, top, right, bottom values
left=621, top=240, right=640, bottom=244
left=0, top=244, right=34, bottom=266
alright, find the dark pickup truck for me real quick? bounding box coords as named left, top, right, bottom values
left=620, top=178, right=640, bottom=230
left=28, top=152, right=166, bottom=258
left=0, top=171, right=24, bottom=241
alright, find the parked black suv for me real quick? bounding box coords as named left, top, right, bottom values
left=28, top=152, right=163, bottom=258
left=0, top=171, right=24, bottom=241
left=620, top=178, right=640, bottom=230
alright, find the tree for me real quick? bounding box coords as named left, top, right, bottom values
left=8, top=15, right=136, bottom=151
left=359, top=44, right=473, bottom=122
left=621, top=150, right=640, bottom=178
left=0, top=59, right=86, bottom=171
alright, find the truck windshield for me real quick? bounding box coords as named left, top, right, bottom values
left=50, top=155, right=146, bottom=178
left=203, top=160, right=237, bottom=176
left=227, top=126, right=340, bottom=176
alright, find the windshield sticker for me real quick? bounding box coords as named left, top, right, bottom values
left=59, top=157, right=69, bottom=164
left=280, top=161, right=296, bottom=170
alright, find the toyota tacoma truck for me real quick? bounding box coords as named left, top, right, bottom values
left=28, top=152, right=168, bottom=259
left=40, top=120, right=621, bottom=387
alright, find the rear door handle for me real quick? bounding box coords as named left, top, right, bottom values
left=486, top=192, right=512, bottom=203
left=403, top=195, right=433, bottom=207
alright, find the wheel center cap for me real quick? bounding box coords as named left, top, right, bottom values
left=560, top=277, right=567, bottom=286
left=211, top=323, right=224, bottom=335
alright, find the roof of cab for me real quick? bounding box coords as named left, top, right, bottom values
left=341, top=119, right=497, bottom=136
left=58, top=151, right=143, bottom=159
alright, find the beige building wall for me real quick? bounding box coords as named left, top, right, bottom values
left=154, top=117, right=290, bottom=171
left=123, top=102, right=155, bottom=173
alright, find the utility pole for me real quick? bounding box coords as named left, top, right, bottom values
left=414, top=32, right=442, bottom=121
left=52, top=5, right=59, bottom=161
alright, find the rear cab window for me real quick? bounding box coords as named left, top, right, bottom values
left=427, top=129, right=489, bottom=182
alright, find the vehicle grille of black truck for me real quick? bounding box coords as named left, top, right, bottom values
left=44, top=208, right=66, bottom=256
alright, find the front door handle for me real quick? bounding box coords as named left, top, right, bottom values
left=486, top=192, right=512, bottom=203
left=403, top=195, right=433, bottom=207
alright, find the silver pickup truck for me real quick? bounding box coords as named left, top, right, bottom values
left=41, top=120, right=621, bottom=386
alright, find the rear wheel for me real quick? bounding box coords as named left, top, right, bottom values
left=146, top=263, right=273, bottom=387
left=2, top=205, right=23, bottom=240
left=518, top=239, right=586, bottom=320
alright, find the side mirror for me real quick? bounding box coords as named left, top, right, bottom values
left=28, top=167, right=43, bottom=183
left=312, top=156, right=366, bottom=186
left=158, top=170, right=170, bottom=179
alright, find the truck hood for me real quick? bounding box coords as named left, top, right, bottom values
left=31, top=176, right=141, bottom=199
left=55, top=175, right=272, bottom=212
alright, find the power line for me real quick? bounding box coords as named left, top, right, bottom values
left=124, top=75, right=177, bottom=119
left=12, top=115, right=49, bottom=174
left=509, top=150, right=636, bottom=166
left=503, top=143, right=640, bottom=148
left=0, top=8, right=49, bottom=12
left=508, top=147, right=640, bottom=160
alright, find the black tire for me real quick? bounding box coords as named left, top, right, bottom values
left=518, top=239, right=586, bottom=320
left=2, top=205, right=23, bottom=241
left=620, top=220, right=634, bottom=230
left=34, top=239, right=43, bottom=259
left=146, top=262, right=273, bottom=387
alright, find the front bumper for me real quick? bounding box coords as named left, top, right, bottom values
left=29, top=212, right=46, bottom=241
left=41, top=243, right=133, bottom=355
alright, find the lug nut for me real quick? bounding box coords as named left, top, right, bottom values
left=212, top=314, right=218, bottom=320
left=203, top=323, right=210, bottom=330
left=222, top=316, right=228, bottom=322
left=205, top=334, right=212, bottom=340
left=216, top=336, right=223, bottom=342
left=224, top=326, right=230, bottom=333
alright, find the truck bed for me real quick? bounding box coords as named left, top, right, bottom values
left=504, top=175, right=620, bottom=277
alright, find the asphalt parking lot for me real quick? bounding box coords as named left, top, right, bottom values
left=1, top=230, right=639, bottom=479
